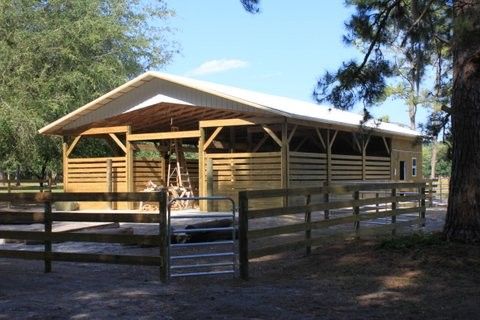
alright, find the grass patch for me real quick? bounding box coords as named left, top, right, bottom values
left=377, top=232, right=446, bottom=250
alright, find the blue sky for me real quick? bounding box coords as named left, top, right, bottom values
left=163, top=1, right=429, bottom=128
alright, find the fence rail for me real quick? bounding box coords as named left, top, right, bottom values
left=0, top=191, right=169, bottom=282
left=238, top=181, right=426, bottom=280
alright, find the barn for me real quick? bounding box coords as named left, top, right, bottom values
left=39, top=72, right=422, bottom=210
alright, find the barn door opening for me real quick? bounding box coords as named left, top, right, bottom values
left=399, top=161, right=406, bottom=181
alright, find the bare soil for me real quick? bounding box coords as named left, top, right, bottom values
left=1, top=207, right=479, bottom=319
left=1, top=237, right=480, bottom=318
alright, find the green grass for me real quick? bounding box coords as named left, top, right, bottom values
left=377, top=232, right=446, bottom=250
left=0, top=183, right=63, bottom=193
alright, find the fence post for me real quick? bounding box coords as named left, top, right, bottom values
left=420, top=185, right=426, bottom=227
left=305, top=194, right=312, bottom=256
left=353, top=190, right=360, bottom=237
left=323, top=181, right=330, bottom=219
left=44, top=199, right=52, bottom=273
left=239, top=191, right=249, bottom=280
left=158, top=190, right=168, bottom=283
left=391, top=188, right=397, bottom=236
left=428, top=180, right=433, bottom=207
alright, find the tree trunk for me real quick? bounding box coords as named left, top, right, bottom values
left=444, top=1, right=480, bottom=242
left=430, top=141, right=438, bottom=179
left=408, top=104, right=416, bottom=130
left=15, top=165, right=20, bottom=186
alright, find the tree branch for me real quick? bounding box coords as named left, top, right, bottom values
left=354, top=0, right=401, bottom=76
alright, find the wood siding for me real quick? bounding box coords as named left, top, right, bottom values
left=66, top=157, right=127, bottom=209
left=205, top=152, right=282, bottom=210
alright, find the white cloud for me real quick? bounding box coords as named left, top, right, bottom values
left=187, top=59, right=249, bottom=76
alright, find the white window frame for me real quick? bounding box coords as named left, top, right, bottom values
left=412, top=157, right=417, bottom=177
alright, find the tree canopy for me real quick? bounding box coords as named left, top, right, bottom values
left=242, top=0, right=480, bottom=242
left=0, top=0, right=176, bottom=179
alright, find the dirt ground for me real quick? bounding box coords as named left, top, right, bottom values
left=2, top=207, right=480, bottom=319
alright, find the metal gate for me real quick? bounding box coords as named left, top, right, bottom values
left=167, top=196, right=236, bottom=279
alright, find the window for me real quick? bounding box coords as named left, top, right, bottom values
left=412, top=157, right=417, bottom=177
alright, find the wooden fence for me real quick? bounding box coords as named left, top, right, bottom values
left=425, top=177, right=450, bottom=204
left=0, top=191, right=169, bottom=282
left=238, top=182, right=426, bottom=280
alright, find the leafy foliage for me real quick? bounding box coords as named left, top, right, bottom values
left=314, top=0, right=452, bottom=129
left=240, top=0, right=260, bottom=13
left=0, top=0, right=176, bottom=178
left=378, top=232, right=445, bottom=250
left=422, top=142, right=451, bottom=177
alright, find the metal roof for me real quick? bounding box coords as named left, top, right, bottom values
left=39, top=71, right=420, bottom=137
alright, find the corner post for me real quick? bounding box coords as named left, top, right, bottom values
left=126, top=126, right=134, bottom=209
left=199, top=127, right=206, bottom=211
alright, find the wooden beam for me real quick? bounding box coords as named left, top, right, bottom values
left=262, top=126, right=282, bottom=147
left=62, top=138, right=68, bottom=192
left=352, top=133, right=362, bottom=153
left=199, top=117, right=281, bottom=128
left=329, top=130, right=338, bottom=149
left=315, top=128, right=326, bottom=150
left=382, top=136, right=391, bottom=155
left=287, top=125, right=298, bottom=143
left=361, top=136, right=371, bottom=181
left=294, top=136, right=309, bottom=152
left=109, top=134, right=127, bottom=154
left=252, top=134, right=269, bottom=152
left=281, top=122, right=289, bottom=206
left=127, top=130, right=200, bottom=142
left=203, top=127, right=223, bottom=151
left=66, top=136, right=81, bottom=157
left=77, top=126, right=130, bottom=136
left=199, top=128, right=206, bottom=211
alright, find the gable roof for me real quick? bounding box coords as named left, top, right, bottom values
left=39, top=71, right=420, bottom=137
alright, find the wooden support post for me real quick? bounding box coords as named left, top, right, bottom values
left=353, top=191, right=360, bottom=237
left=198, top=127, right=206, bottom=211
left=239, top=192, right=249, bottom=280
left=305, top=194, right=312, bottom=255
left=158, top=191, right=168, bottom=283
left=229, top=127, right=235, bottom=152
left=281, top=121, right=289, bottom=206
left=375, top=192, right=379, bottom=214
left=62, top=138, right=69, bottom=192
left=420, top=186, right=426, bottom=227
left=391, top=188, right=397, bottom=236
left=44, top=200, right=52, bottom=273
left=361, top=136, right=370, bottom=181
left=106, top=159, right=113, bottom=210
left=126, top=127, right=134, bottom=209
left=206, top=158, right=213, bottom=212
